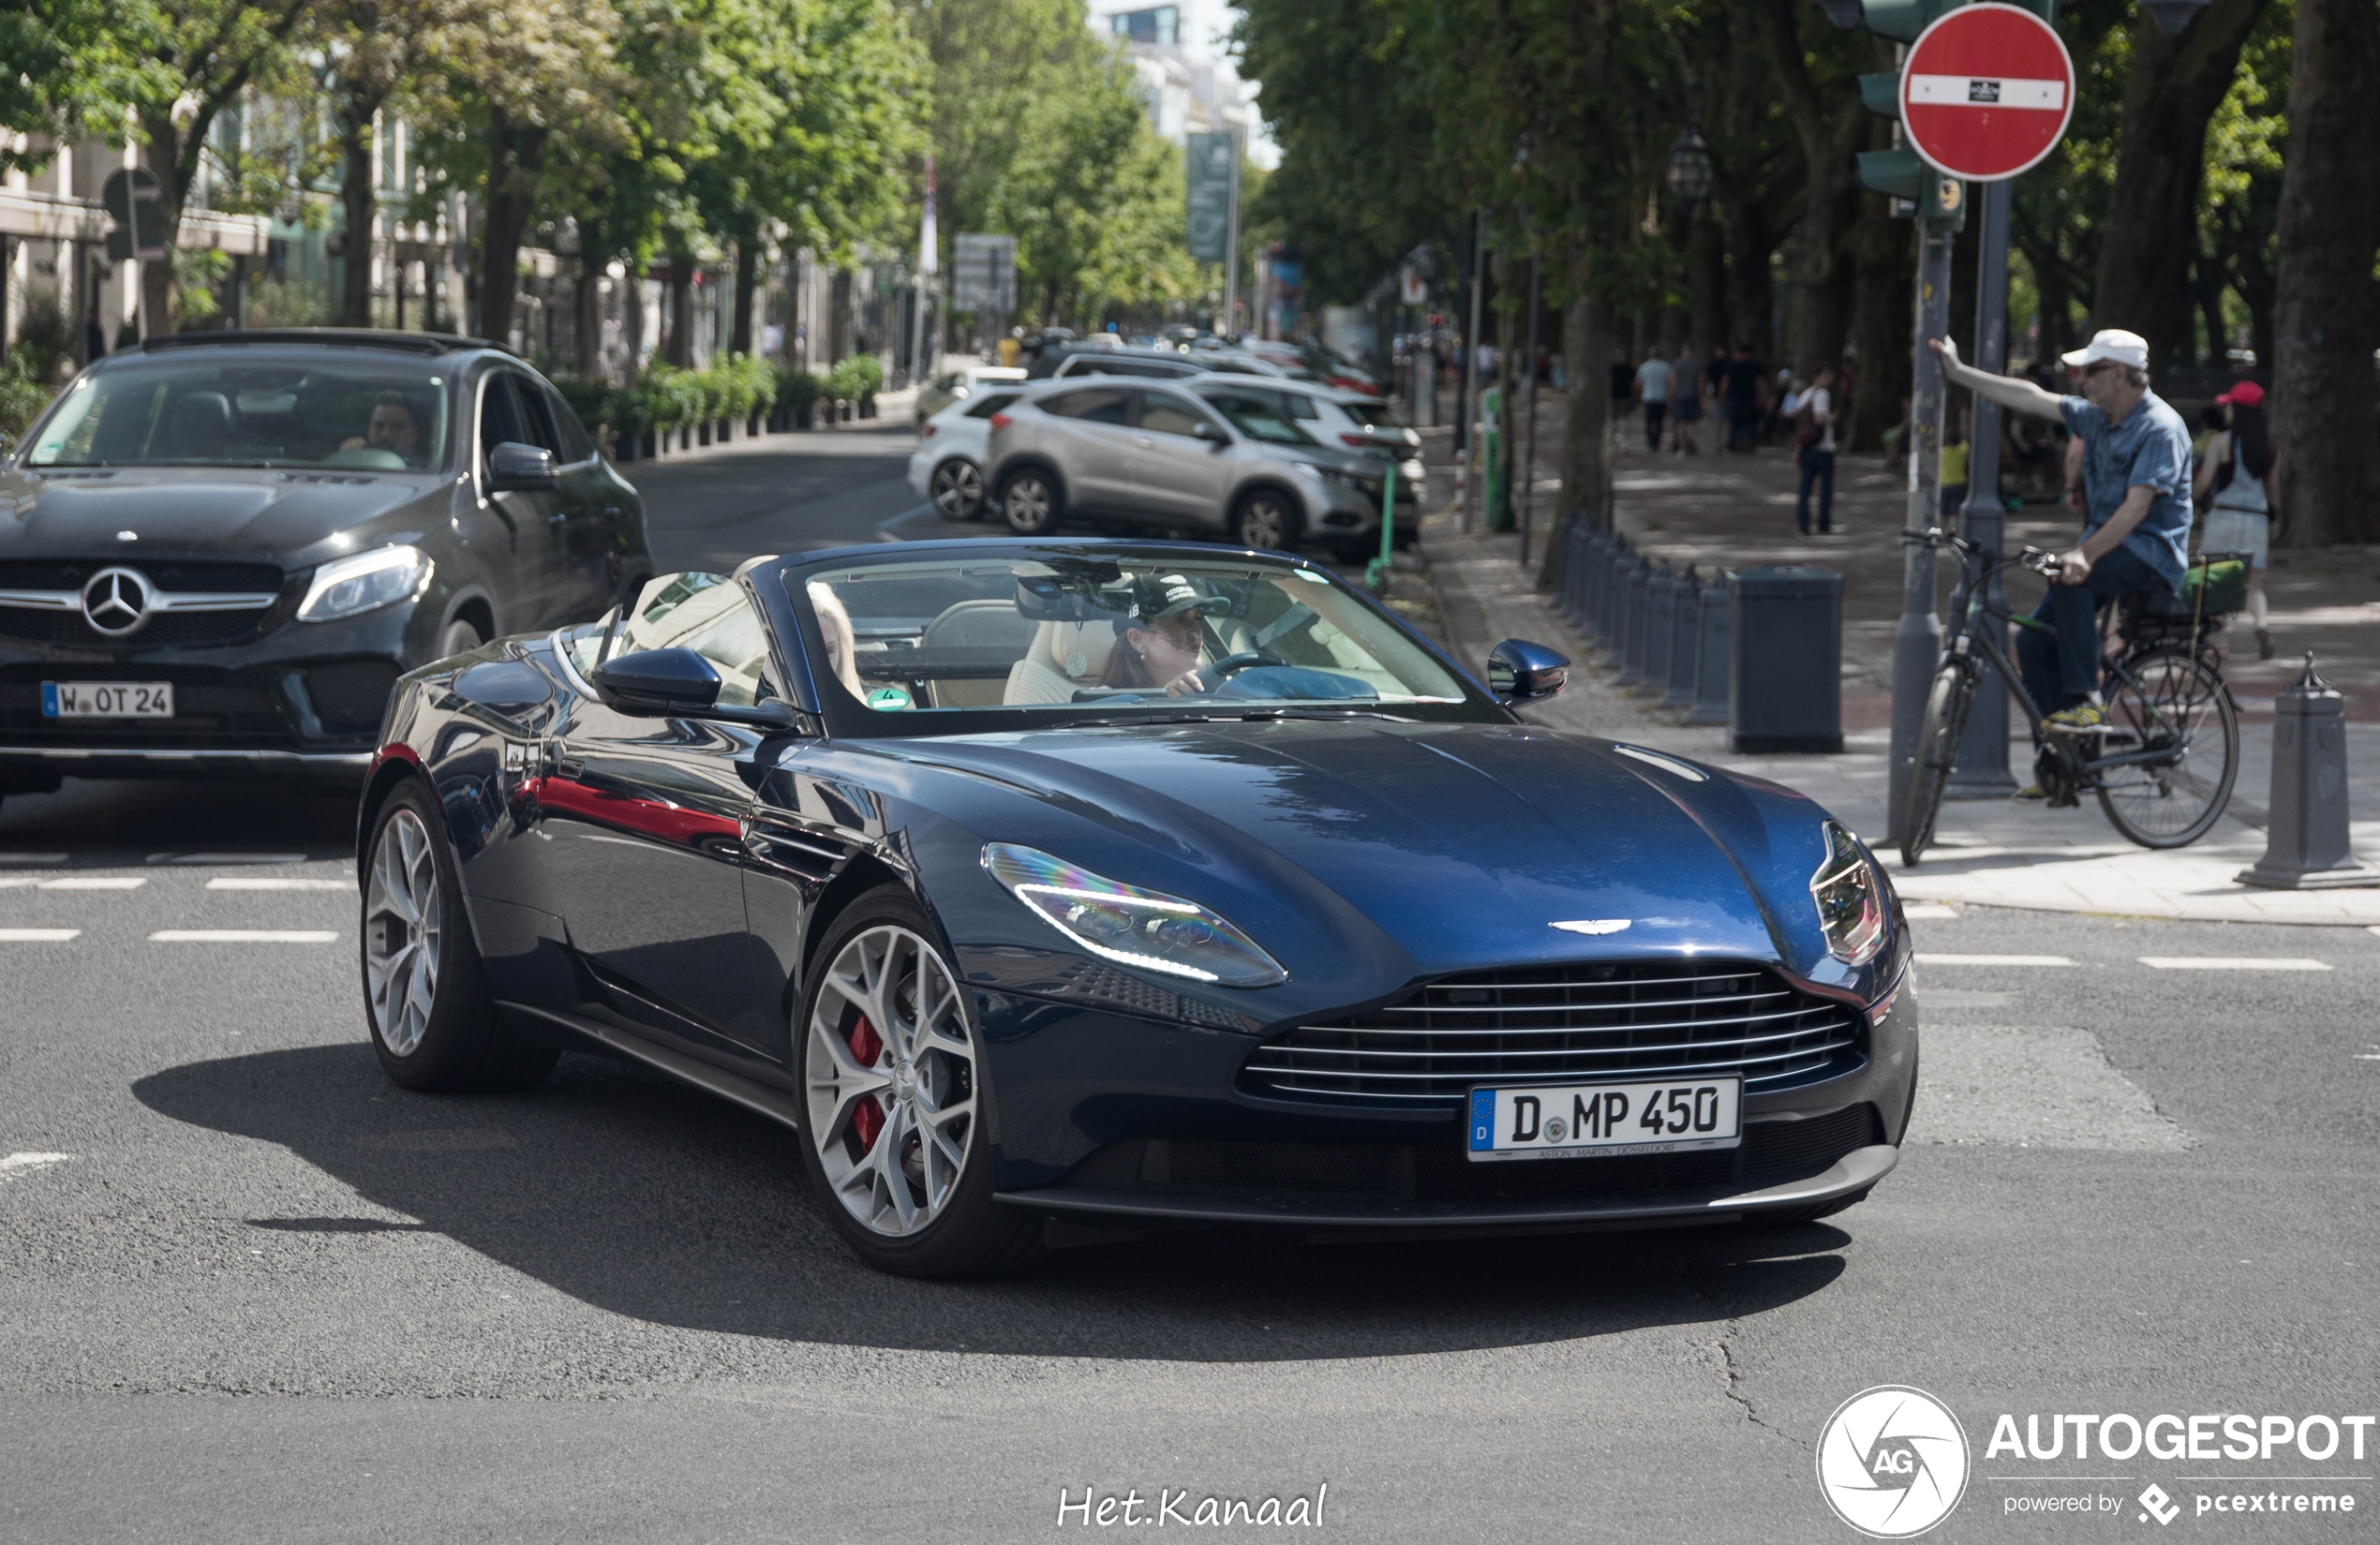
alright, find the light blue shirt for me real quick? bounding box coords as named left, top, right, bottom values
left=2061, top=392, right=2193, bottom=591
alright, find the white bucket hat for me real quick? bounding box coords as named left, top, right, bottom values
left=2060, top=329, right=2149, bottom=372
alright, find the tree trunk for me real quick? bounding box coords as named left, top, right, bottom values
left=2268, top=0, right=2380, bottom=546
left=1538, top=278, right=1610, bottom=591
left=1752, top=0, right=1868, bottom=377
left=1847, top=189, right=1911, bottom=453
left=665, top=254, right=695, bottom=368
left=1686, top=211, right=1725, bottom=359
left=476, top=106, right=548, bottom=349
left=339, top=107, right=377, bottom=329
left=575, top=241, right=604, bottom=380
left=2090, top=0, right=2269, bottom=379
left=623, top=261, right=646, bottom=383
left=730, top=241, right=758, bottom=357
left=136, top=119, right=187, bottom=336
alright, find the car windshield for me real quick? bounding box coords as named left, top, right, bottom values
left=1195, top=387, right=1316, bottom=445
left=790, top=548, right=1483, bottom=733
left=21, top=355, right=454, bottom=471
left=1340, top=399, right=1410, bottom=429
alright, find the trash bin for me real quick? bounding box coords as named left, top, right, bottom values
left=1728, top=566, right=1843, bottom=753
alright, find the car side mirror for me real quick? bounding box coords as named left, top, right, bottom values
left=487, top=439, right=558, bottom=492
left=590, top=646, right=803, bottom=731
left=1488, top=638, right=1569, bottom=706
left=1193, top=421, right=1228, bottom=445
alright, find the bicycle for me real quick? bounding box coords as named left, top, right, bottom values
left=1899, top=528, right=2242, bottom=865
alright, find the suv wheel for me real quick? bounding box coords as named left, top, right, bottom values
left=1000, top=468, right=1063, bottom=536
left=1231, top=489, right=1302, bottom=553
left=930, top=459, right=986, bottom=521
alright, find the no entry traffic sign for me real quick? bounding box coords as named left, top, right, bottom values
left=1899, top=3, right=2075, bottom=182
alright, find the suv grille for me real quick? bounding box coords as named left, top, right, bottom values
left=1240, top=958, right=1862, bottom=1109
left=0, top=559, right=286, bottom=648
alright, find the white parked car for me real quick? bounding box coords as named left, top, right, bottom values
left=907, top=384, right=1030, bottom=521
left=913, top=364, right=1027, bottom=430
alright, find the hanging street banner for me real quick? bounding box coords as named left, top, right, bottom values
left=1898, top=2, right=2075, bottom=183
left=1185, top=133, right=1233, bottom=264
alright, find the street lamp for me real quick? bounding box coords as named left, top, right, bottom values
left=1663, top=129, right=1715, bottom=213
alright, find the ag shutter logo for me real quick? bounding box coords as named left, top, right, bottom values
left=1817, top=1386, right=1971, bottom=1538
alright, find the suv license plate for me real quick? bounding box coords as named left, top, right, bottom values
left=41, top=681, right=174, bottom=719
left=1466, top=1077, right=1742, bottom=1163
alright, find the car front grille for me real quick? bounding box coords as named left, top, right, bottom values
left=0, top=558, right=287, bottom=649
left=1061, top=1104, right=1884, bottom=1204
left=0, top=609, right=273, bottom=647
left=1240, top=958, right=1863, bottom=1110
left=0, top=559, right=286, bottom=593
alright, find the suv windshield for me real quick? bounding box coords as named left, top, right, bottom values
left=791, top=549, right=1483, bottom=732
left=21, top=355, right=454, bottom=471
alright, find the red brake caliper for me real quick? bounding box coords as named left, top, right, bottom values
left=848, top=1015, right=885, bottom=1151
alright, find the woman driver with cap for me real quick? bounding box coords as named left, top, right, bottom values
left=1098, top=573, right=1226, bottom=696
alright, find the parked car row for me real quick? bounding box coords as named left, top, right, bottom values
left=906, top=363, right=1425, bottom=563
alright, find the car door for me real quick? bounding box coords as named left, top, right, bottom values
left=1036, top=385, right=1137, bottom=512
left=539, top=573, right=778, bottom=1057
left=473, top=371, right=568, bottom=632
left=1127, top=387, right=1235, bottom=530
left=519, top=376, right=619, bottom=624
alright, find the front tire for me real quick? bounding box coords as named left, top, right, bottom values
left=999, top=467, right=1063, bottom=536
left=1899, top=660, right=1974, bottom=867
left=795, top=885, right=1041, bottom=1278
left=439, top=617, right=484, bottom=660
left=362, top=781, right=555, bottom=1092
left=2096, top=649, right=2239, bottom=848
left=930, top=458, right=986, bottom=521
left=1231, top=488, right=1302, bottom=552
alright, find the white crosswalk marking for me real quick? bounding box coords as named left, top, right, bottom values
left=1915, top=953, right=2076, bottom=966
left=206, top=878, right=353, bottom=892
left=2138, top=957, right=2331, bottom=972
left=0, top=928, right=79, bottom=942
left=150, top=929, right=339, bottom=943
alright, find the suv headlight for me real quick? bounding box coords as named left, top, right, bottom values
left=299, top=544, right=434, bottom=622
left=983, top=842, right=1287, bottom=988
left=1809, top=820, right=1888, bottom=965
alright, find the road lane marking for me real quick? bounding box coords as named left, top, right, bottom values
left=0, top=928, right=80, bottom=942
left=150, top=929, right=338, bottom=943
left=2137, top=957, right=2331, bottom=972
left=1914, top=953, right=2076, bottom=966
left=145, top=852, right=310, bottom=866
left=1902, top=904, right=1959, bottom=919
left=0, top=1152, right=72, bottom=1182
left=34, top=877, right=145, bottom=890
left=206, top=878, right=352, bottom=891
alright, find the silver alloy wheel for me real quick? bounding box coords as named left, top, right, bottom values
left=1004, top=474, right=1055, bottom=534
left=804, top=923, right=976, bottom=1238
left=364, top=807, right=441, bottom=1057
left=1238, top=494, right=1288, bottom=549
left=931, top=459, right=984, bottom=519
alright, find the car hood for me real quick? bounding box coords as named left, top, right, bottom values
left=864, top=718, right=1824, bottom=978
left=0, top=466, right=442, bottom=563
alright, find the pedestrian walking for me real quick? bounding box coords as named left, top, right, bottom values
left=1669, top=345, right=1701, bottom=454
left=1793, top=366, right=1837, bottom=534
left=2193, top=379, right=2277, bottom=658
left=1929, top=328, right=2194, bottom=795
left=1634, top=351, right=1673, bottom=453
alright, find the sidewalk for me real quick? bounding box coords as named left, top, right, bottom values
left=1415, top=399, right=2380, bottom=926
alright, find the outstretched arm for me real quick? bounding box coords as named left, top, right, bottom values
left=1927, top=337, right=2066, bottom=422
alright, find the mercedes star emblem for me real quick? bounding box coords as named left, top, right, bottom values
left=81, top=567, right=152, bottom=636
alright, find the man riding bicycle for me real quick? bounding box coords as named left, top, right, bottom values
left=1927, top=329, right=2194, bottom=800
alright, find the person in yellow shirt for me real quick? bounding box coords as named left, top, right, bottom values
left=1939, top=416, right=1969, bottom=517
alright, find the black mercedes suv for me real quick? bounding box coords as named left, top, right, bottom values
left=0, top=330, right=649, bottom=805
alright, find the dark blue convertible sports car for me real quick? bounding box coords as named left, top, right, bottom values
left=358, top=540, right=1915, bottom=1276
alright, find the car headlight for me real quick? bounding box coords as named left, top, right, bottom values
left=982, top=843, right=1287, bottom=988
left=299, top=544, right=434, bottom=622
left=1809, top=820, right=1888, bottom=965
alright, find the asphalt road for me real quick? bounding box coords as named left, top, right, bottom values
left=1, top=444, right=2373, bottom=1542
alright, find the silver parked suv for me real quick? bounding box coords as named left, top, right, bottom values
left=986, top=379, right=1396, bottom=557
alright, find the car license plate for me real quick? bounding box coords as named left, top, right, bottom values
left=41, top=681, right=174, bottom=719
left=1466, top=1077, right=1742, bottom=1162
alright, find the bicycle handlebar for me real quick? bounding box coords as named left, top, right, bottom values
left=1909, top=527, right=2065, bottom=580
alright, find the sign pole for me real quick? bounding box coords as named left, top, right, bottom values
left=1948, top=175, right=2017, bottom=796
left=1886, top=205, right=1955, bottom=846
left=1222, top=131, right=1242, bottom=336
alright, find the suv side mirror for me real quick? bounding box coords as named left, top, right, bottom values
left=487, top=439, right=558, bottom=492
left=1192, top=420, right=1228, bottom=445
left=1488, top=638, right=1569, bottom=706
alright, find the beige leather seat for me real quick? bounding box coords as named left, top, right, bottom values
left=1004, top=618, right=1121, bottom=704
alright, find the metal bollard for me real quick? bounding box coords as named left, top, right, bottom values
left=1598, top=540, right=1633, bottom=651
left=1617, top=556, right=1652, bottom=685
left=1685, top=571, right=1731, bottom=724
left=2239, top=654, right=2378, bottom=889
left=1559, top=521, right=1586, bottom=625
left=1591, top=537, right=1620, bottom=647
left=1660, top=563, right=1700, bottom=709
left=1572, top=526, right=1607, bottom=629
left=1640, top=564, right=1676, bottom=697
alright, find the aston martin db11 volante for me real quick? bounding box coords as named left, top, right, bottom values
left=358, top=540, right=1915, bottom=1276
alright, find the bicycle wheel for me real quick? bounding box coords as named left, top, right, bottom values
left=1900, top=659, right=1975, bottom=867
left=2095, top=649, right=2239, bottom=848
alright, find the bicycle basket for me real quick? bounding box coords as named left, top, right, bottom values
left=2183, top=552, right=2250, bottom=616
